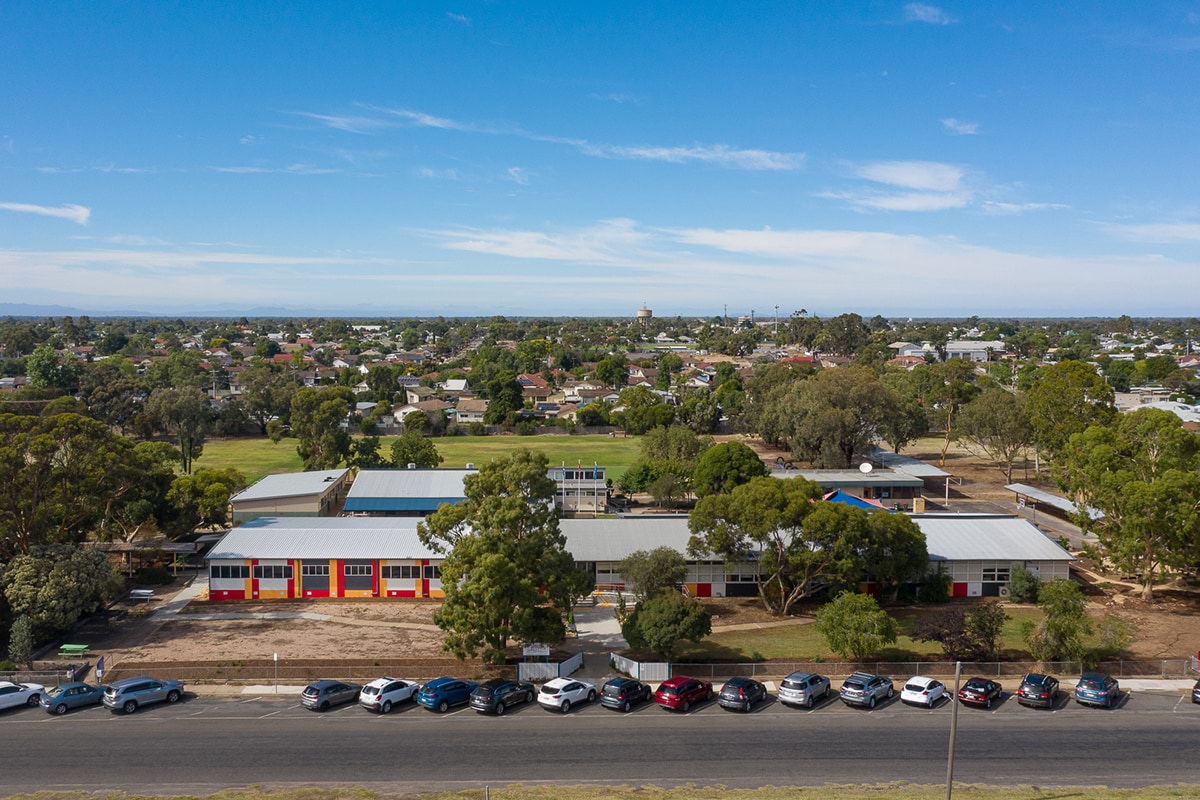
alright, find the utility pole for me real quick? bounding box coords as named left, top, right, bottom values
left=945, top=660, right=962, bottom=800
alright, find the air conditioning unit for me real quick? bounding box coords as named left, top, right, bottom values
left=998, top=586, right=1010, bottom=597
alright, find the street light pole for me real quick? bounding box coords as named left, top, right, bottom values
left=945, top=660, right=962, bottom=800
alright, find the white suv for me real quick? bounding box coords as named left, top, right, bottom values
left=358, top=677, right=421, bottom=713
left=537, top=678, right=597, bottom=713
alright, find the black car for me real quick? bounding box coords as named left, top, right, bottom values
left=600, top=678, right=653, bottom=712
left=469, top=679, right=534, bottom=715
left=1016, top=673, right=1060, bottom=709
left=718, top=677, right=768, bottom=712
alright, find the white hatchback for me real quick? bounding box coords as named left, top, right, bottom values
left=358, top=677, right=421, bottom=713
left=537, top=678, right=597, bottom=713
left=0, top=681, right=45, bottom=711
left=900, top=675, right=946, bottom=708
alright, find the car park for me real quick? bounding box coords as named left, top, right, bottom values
left=102, top=676, right=184, bottom=714
left=0, top=681, right=45, bottom=711
left=417, top=677, right=478, bottom=713
left=957, top=677, right=1003, bottom=709
left=654, top=676, right=713, bottom=713
left=718, top=677, right=768, bottom=712
left=1074, top=672, right=1120, bottom=708
left=301, top=680, right=360, bottom=711
left=40, top=682, right=104, bottom=715
left=358, top=677, right=420, bottom=713
left=470, top=679, right=534, bottom=715
left=537, top=678, right=597, bottom=713
left=600, top=678, right=653, bottom=712
left=1016, top=673, right=1060, bottom=709
left=900, top=676, right=946, bottom=708
left=778, top=672, right=830, bottom=709
left=839, top=672, right=894, bottom=709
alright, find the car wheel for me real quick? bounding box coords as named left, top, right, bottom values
left=166, top=690, right=180, bottom=704
left=561, top=700, right=571, bottom=714
left=123, top=700, right=137, bottom=714
left=27, top=695, right=40, bottom=707
left=381, top=700, right=392, bottom=714
left=868, top=696, right=876, bottom=709
left=587, top=690, right=596, bottom=703
left=54, top=704, right=68, bottom=715
left=437, top=700, right=449, bottom=713
left=682, top=700, right=691, bottom=713
left=496, top=702, right=506, bottom=716
left=622, top=700, right=631, bottom=713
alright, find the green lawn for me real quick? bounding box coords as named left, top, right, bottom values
left=194, top=434, right=642, bottom=483
left=676, top=606, right=1045, bottom=662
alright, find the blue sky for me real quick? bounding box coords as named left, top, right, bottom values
left=2, top=1, right=1199, bottom=316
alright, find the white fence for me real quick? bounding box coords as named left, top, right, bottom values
left=609, top=652, right=670, bottom=682
left=518, top=651, right=584, bottom=682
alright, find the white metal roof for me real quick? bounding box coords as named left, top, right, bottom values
left=230, top=469, right=349, bottom=504
left=208, top=517, right=438, bottom=561
left=913, top=515, right=1073, bottom=562
left=347, top=469, right=477, bottom=499
left=867, top=447, right=951, bottom=479
left=1005, top=484, right=1104, bottom=521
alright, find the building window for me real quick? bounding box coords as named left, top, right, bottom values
left=382, top=565, right=420, bottom=580
left=423, top=565, right=442, bottom=580
left=253, top=565, right=293, bottom=580
left=210, top=565, right=250, bottom=580
left=301, top=564, right=329, bottom=577
left=344, top=564, right=373, bottom=577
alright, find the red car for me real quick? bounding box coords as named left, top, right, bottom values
left=654, top=676, right=713, bottom=712
left=957, top=677, right=1003, bottom=709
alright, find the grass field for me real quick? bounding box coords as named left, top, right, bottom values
left=194, top=434, right=643, bottom=483
left=676, top=607, right=1045, bottom=662
left=13, top=785, right=1198, bottom=800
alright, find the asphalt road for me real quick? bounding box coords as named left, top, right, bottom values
left=1, top=689, right=1197, bottom=793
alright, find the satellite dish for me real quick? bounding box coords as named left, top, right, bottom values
left=859, top=462, right=874, bottom=474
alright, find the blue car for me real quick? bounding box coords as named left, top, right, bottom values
left=1074, top=672, right=1120, bottom=708
left=40, top=682, right=105, bottom=715
left=417, top=677, right=478, bottom=713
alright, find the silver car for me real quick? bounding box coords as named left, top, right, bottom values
left=102, top=676, right=184, bottom=714
left=779, top=671, right=830, bottom=708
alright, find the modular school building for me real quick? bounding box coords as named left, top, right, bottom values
left=205, top=514, right=1072, bottom=602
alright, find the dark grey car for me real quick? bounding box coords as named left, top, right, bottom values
left=102, top=676, right=184, bottom=714
left=839, top=672, right=894, bottom=709
left=301, top=680, right=361, bottom=711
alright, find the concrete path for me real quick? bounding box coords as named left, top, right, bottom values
left=172, top=610, right=441, bottom=632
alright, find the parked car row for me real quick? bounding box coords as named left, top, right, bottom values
left=8, top=673, right=1199, bottom=718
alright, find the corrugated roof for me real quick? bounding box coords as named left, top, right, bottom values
left=208, top=517, right=438, bottom=561
left=867, top=447, right=951, bottom=478
left=230, top=469, right=349, bottom=504
left=914, top=515, right=1074, bottom=562
left=347, top=469, right=475, bottom=500
left=774, top=469, right=925, bottom=487
left=1005, top=484, right=1104, bottom=521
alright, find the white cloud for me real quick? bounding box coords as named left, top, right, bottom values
left=980, top=201, right=1070, bottom=215
left=904, top=3, right=957, bottom=25
left=0, top=202, right=91, bottom=225
left=941, top=117, right=980, bottom=135
left=301, top=105, right=804, bottom=171
left=447, top=12, right=470, bottom=25
left=1103, top=221, right=1200, bottom=243
left=505, top=166, right=529, bottom=185
left=855, top=160, right=965, bottom=191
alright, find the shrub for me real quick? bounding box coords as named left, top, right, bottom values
left=1007, top=565, right=1041, bottom=604
left=918, top=570, right=952, bottom=604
